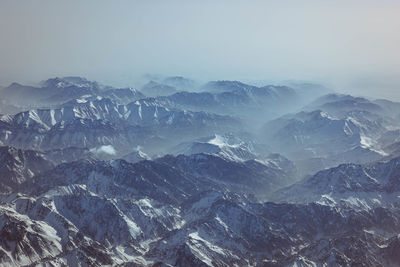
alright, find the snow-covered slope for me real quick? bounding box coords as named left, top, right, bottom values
left=0, top=77, right=102, bottom=107
left=304, top=93, right=384, bottom=117
left=122, top=149, right=151, bottom=163
left=274, top=156, right=400, bottom=209
left=101, top=87, right=146, bottom=104
left=156, top=81, right=299, bottom=122
left=171, top=134, right=260, bottom=162
left=3, top=185, right=400, bottom=266
left=0, top=146, right=54, bottom=194
left=0, top=76, right=143, bottom=108
left=0, top=98, right=241, bottom=152
left=262, top=109, right=387, bottom=174
left=2, top=76, right=400, bottom=266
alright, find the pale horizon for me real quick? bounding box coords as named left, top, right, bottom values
left=1, top=0, right=400, bottom=100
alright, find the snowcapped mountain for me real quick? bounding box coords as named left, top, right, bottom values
left=171, top=134, right=261, bottom=162
left=154, top=81, right=300, bottom=124
left=0, top=146, right=54, bottom=194
left=274, top=156, right=400, bottom=209
left=169, top=134, right=297, bottom=178
left=156, top=91, right=221, bottom=113
left=0, top=97, right=241, bottom=153
left=3, top=182, right=400, bottom=266
left=202, top=80, right=257, bottom=93
left=43, top=147, right=97, bottom=164
left=202, top=81, right=297, bottom=103
left=202, top=81, right=297, bottom=106
left=303, top=94, right=400, bottom=129
left=19, top=151, right=292, bottom=201
left=304, top=93, right=384, bottom=117
left=0, top=77, right=144, bottom=108
left=262, top=109, right=387, bottom=174
left=41, top=76, right=100, bottom=89
left=3, top=76, right=400, bottom=266
left=0, top=77, right=101, bottom=107
left=122, top=149, right=151, bottom=163
left=156, top=153, right=294, bottom=198
left=101, top=87, right=146, bottom=104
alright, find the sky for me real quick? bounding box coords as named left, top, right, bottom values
left=0, top=0, right=399, bottom=99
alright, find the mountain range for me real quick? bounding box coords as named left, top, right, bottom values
left=1, top=76, right=400, bottom=266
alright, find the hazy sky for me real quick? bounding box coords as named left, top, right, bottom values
left=1, top=0, right=399, bottom=99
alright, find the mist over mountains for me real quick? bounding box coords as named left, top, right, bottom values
left=1, top=0, right=400, bottom=265
left=1, top=76, right=400, bottom=266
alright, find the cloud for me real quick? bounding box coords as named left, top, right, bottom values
left=90, top=145, right=116, bottom=155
